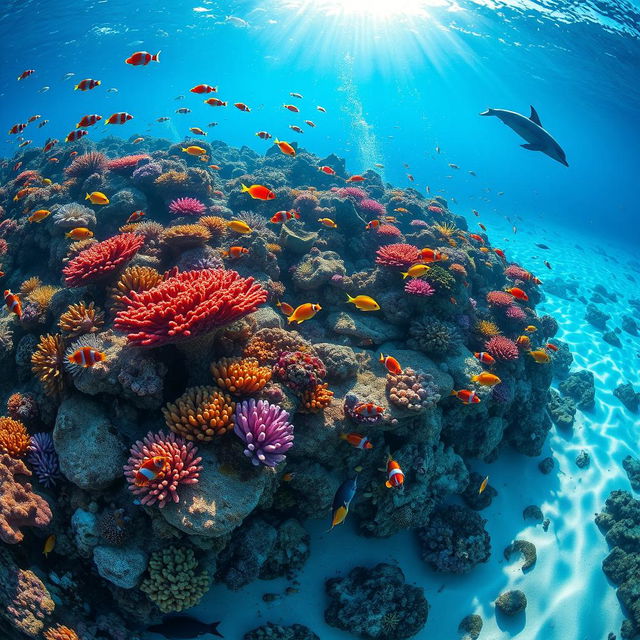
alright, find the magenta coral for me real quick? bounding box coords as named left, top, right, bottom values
left=106, top=154, right=150, bottom=174
left=358, top=198, right=386, bottom=217
left=377, top=224, right=402, bottom=238
left=375, top=243, right=420, bottom=268
left=485, top=335, right=519, bottom=361
left=405, top=279, right=435, bottom=297
left=486, top=290, right=513, bottom=308
left=114, top=268, right=268, bottom=347
left=123, top=430, right=202, bottom=507
left=169, top=197, right=207, bottom=217
left=505, top=304, right=527, bottom=321
left=62, top=233, right=144, bottom=287
left=504, top=264, right=530, bottom=281
left=334, top=186, right=367, bottom=200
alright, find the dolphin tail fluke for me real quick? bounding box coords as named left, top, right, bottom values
left=479, top=108, right=495, bottom=116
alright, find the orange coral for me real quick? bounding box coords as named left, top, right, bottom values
left=299, top=383, right=333, bottom=413
left=162, top=224, right=211, bottom=248
left=449, top=263, right=467, bottom=277
left=244, top=328, right=312, bottom=366
left=27, top=285, right=60, bottom=310
left=108, top=266, right=164, bottom=313
left=162, top=386, right=235, bottom=441
left=31, top=334, right=65, bottom=396
left=199, top=216, right=227, bottom=241
left=44, top=624, right=80, bottom=640
left=475, top=320, right=501, bottom=338
left=65, top=238, right=97, bottom=261
left=0, top=417, right=30, bottom=457
left=19, top=276, right=42, bottom=295
left=58, top=301, right=104, bottom=338
left=210, top=357, right=272, bottom=396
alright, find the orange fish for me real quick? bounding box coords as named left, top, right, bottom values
left=478, top=476, right=489, bottom=494
left=68, top=347, right=106, bottom=368
left=13, top=188, right=32, bottom=202
left=105, top=112, right=133, bottom=125
left=365, top=220, right=380, bottom=230
left=126, top=210, right=145, bottom=223
left=4, top=290, right=21, bottom=318
left=319, top=166, right=336, bottom=175
left=276, top=301, right=295, bottom=316
left=394, top=208, right=409, bottom=213
left=125, top=50, right=160, bottom=65
left=274, top=138, right=295, bottom=156
left=287, top=303, right=322, bottom=324
left=208, top=164, right=221, bottom=170
left=222, top=246, right=249, bottom=259
left=346, top=175, right=365, bottom=183
left=385, top=456, right=404, bottom=488
left=546, top=343, right=559, bottom=352
left=318, top=218, right=337, bottom=228
left=74, top=78, right=101, bottom=91
left=305, top=120, right=316, bottom=127
left=470, top=372, right=501, bottom=387
left=234, top=102, right=251, bottom=112
left=134, top=456, right=168, bottom=486
left=450, top=389, right=481, bottom=404
left=379, top=353, right=402, bottom=375
left=65, top=228, right=94, bottom=240
left=204, top=97, right=227, bottom=106
left=283, top=104, right=299, bottom=112
left=241, top=184, right=275, bottom=200
left=189, top=127, right=206, bottom=136
left=77, top=114, right=103, bottom=128
left=516, top=335, right=531, bottom=349
left=474, top=352, right=496, bottom=366
left=65, top=130, right=88, bottom=143
left=132, top=137, right=144, bottom=144
left=506, top=287, right=529, bottom=301
left=271, top=210, right=299, bottom=223
left=339, top=433, right=373, bottom=450
left=479, top=247, right=489, bottom=253
left=43, top=534, right=56, bottom=557
left=48, top=157, right=59, bottom=163
left=256, top=131, right=272, bottom=139
left=420, top=248, right=448, bottom=263
left=468, top=233, right=484, bottom=244
left=28, top=209, right=51, bottom=223
left=191, top=84, right=217, bottom=94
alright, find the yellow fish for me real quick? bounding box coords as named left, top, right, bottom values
left=529, top=349, right=551, bottom=364
left=478, top=476, right=489, bottom=494
left=181, top=145, right=207, bottom=156
left=66, top=227, right=94, bottom=240
left=470, top=372, right=501, bottom=387
left=524, top=325, right=537, bottom=333
left=288, top=303, right=322, bottom=324
left=318, top=218, right=337, bottom=228
left=42, top=178, right=52, bottom=185
left=85, top=192, right=109, bottom=205
left=346, top=294, right=380, bottom=312
left=28, top=209, right=51, bottom=223
left=43, top=534, right=56, bottom=557
left=227, top=220, right=252, bottom=234
left=401, top=264, right=430, bottom=279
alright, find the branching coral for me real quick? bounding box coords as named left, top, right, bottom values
left=123, top=430, right=202, bottom=507
left=210, top=357, right=272, bottom=396
left=108, top=265, right=165, bottom=314
left=161, top=224, right=211, bottom=248
left=115, top=268, right=267, bottom=348
left=169, top=197, right=207, bottom=217
left=59, top=301, right=105, bottom=338
left=26, top=433, right=60, bottom=488
left=299, top=382, right=334, bottom=413
left=31, top=334, right=65, bottom=396
left=234, top=399, right=294, bottom=466
left=375, top=243, right=420, bottom=269
left=140, top=546, right=210, bottom=613
left=62, top=233, right=144, bottom=287
left=162, top=385, right=236, bottom=441
left=273, top=350, right=326, bottom=391
left=485, top=335, right=519, bottom=361
left=64, top=151, right=108, bottom=179
left=386, top=368, right=441, bottom=412
left=0, top=417, right=30, bottom=457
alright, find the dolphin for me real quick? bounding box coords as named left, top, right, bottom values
left=480, top=106, right=568, bottom=167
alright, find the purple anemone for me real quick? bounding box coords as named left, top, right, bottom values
left=27, top=432, right=61, bottom=489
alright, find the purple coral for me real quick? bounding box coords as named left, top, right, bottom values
left=132, top=161, right=162, bottom=186
left=334, top=186, right=367, bottom=200
left=505, top=304, right=527, bottom=321
left=169, top=197, right=207, bottom=217
left=485, top=335, right=519, bottom=362
left=123, top=430, right=202, bottom=507
left=358, top=198, right=386, bottom=216
left=26, top=433, right=60, bottom=489
left=234, top=399, right=294, bottom=467
left=410, top=219, right=428, bottom=227
left=404, top=279, right=435, bottom=297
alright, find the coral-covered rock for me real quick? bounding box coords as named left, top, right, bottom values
left=504, top=539, right=537, bottom=571
left=547, top=388, right=576, bottom=429
left=327, top=311, right=403, bottom=345
left=614, top=383, right=639, bottom=412
left=244, top=623, right=320, bottom=640
left=495, top=590, right=527, bottom=616
left=623, top=456, right=640, bottom=492
left=559, top=369, right=595, bottom=410
left=93, top=545, right=148, bottom=589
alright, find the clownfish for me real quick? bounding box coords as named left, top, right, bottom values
left=385, top=456, right=404, bottom=488
left=339, top=433, right=374, bottom=449
left=134, top=456, right=168, bottom=487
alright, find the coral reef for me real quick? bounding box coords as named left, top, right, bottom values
left=495, top=590, right=527, bottom=616
left=244, top=623, right=320, bottom=640
left=386, top=367, right=440, bottom=412
left=0, top=416, right=30, bottom=457
left=31, top=334, right=65, bottom=396
left=26, top=433, right=61, bottom=488
left=504, top=539, right=537, bottom=571
left=58, top=301, right=104, bottom=338
left=210, top=356, right=272, bottom=395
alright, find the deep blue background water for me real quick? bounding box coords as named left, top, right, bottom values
left=1, top=0, right=639, bottom=247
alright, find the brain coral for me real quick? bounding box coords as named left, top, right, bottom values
left=114, top=269, right=267, bottom=347
left=386, top=368, right=441, bottom=412
left=210, top=357, right=272, bottom=396
left=62, top=233, right=144, bottom=287
left=162, top=385, right=235, bottom=441
left=123, top=430, right=202, bottom=507
left=0, top=417, right=30, bottom=457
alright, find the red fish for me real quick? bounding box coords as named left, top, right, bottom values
left=8, top=123, right=26, bottom=135
left=427, top=205, right=443, bottom=214
left=204, top=97, right=227, bottom=107
left=43, top=139, right=59, bottom=152
left=506, top=287, right=529, bottom=301
left=125, top=50, right=160, bottom=65
left=283, top=104, right=299, bottom=112
left=340, top=433, right=374, bottom=450
left=379, top=353, right=402, bottom=375
left=276, top=301, right=295, bottom=316
left=317, top=105, right=326, bottom=112
left=305, top=120, right=316, bottom=127
left=28, top=115, right=41, bottom=123
left=256, top=131, right=272, bottom=139
left=13, top=161, right=22, bottom=171
left=346, top=175, right=365, bottom=183
left=468, top=233, right=484, bottom=244
left=76, top=114, right=102, bottom=128
left=474, top=352, right=496, bottom=366
left=318, top=166, right=336, bottom=175
left=105, top=112, right=133, bottom=125
left=134, top=456, right=168, bottom=486
left=289, top=125, right=303, bottom=133
left=546, top=343, right=559, bottom=352
left=68, top=347, right=106, bottom=367
left=126, top=210, right=145, bottom=223
left=516, top=335, right=531, bottom=349
left=74, top=78, right=101, bottom=91
left=18, top=69, right=35, bottom=80
left=65, top=130, right=88, bottom=143
left=191, top=84, right=217, bottom=94
left=234, top=102, right=251, bottom=112
left=478, top=223, right=487, bottom=231
left=222, top=246, right=249, bottom=259
left=354, top=403, right=384, bottom=418
left=4, top=290, right=21, bottom=318
left=385, top=456, right=404, bottom=488
left=494, top=248, right=506, bottom=261
left=450, top=389, right=481, bottom=404
left=365, top=220, right=380, bottom=230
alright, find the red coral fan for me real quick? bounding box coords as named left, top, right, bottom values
left=123, top=430, right=202, bottom=508
left=106, top=154, right=150, bottom=174
left=114, top=268, right=268, bottom=347
left=64, top=151, right=108, bottom=179
left=375, top=243, right=420, bottom=268
left=377, top=224, right=402, bottom=238
left=504, top=264, right=530, bottom=281
left=485, top=335, right=519, bottom=361
left=505, top=304, right=527, bottom=321
left=358, top=198, right=386, bottom=216
left=486, top=290, right=513, bottom=308
left=169, top=197, right=207, bottom=216
left=62, top=233, right=144, bottom=287
left=0, top=237, right=8, bottom=256
left=333, top=187, right=367, bottom=200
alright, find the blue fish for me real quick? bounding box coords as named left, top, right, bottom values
left=327, top=474, right=358, bottom=532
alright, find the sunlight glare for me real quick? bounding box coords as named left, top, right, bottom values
left=313, top=0, right=447, bottom=19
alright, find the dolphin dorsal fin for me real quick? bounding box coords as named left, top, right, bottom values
left=529, top=106, right=542, bottom=127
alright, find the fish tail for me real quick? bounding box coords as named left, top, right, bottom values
left=379, top=353, right=384, bottom=363
left=73, top=83, right=79, bottom=90
left=385, top=481, right=393, bottom=488
left=85, top=193, right=90, bottom=200
left=479, top=108, right=495, bottom=116
left=154, top=50, right=161, bottom=62
left=96, top=80, right=101, bottom=85
left=450, top=390, right=458, bottom=397
left=470, top=375, right=478, bottom=382
left=287, top=315, right=295, bottom=324
left=240, top=183, right=249, bottom=192
left=346, top=294, right=354, bottom=303
left=401, top=271, right=409, bottom=279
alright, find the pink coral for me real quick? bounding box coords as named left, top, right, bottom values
left=504, top=264, right=530, bottom=281
left=375, top=243, right=420, bottom=269
left=114, top=268, right=268, bottom=347
left=169, top=197, right=207, bottom=217
left=485, top=335, right=519, bottom=361
left=106, top=154, right=150, bottom=174
left=62, top=233, right=144, bottom=287
left=334, top=187, right=367, bottom=200
left=377, top=224, right=402, bottom=238
left=404, top=279, right=435, bottom=297
left=486, top=290, right=513, bottom=308
left=358, top=198, right=386, bottom=216
left=505, top=304, right=527, bottom=321
left=292, top=191, right=319, bottom=212
left=0, top=454, right=52, bottom=544
left=123, top=431, right=202, bottom=508
left=0, top=237, right=8, bottom=256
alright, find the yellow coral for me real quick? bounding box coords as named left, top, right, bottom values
left=0, top=416, right=30, bottom=457
left=199, top=216, right=227, bottom=241
left=162, top=224, right=211, bottom=248
left=43, top=625, right=80, bottom=640
left=27, top=285, right=60, bottom=310
left=162, top=386, right=235, bottom=441
left=299, top=383, right=333, bottom=413
left=433, top=223, right=458, bottom=238
left=31, top=334, right=65, bottom=396
left=66, top=238, right=97, bottom=261
left=210, top=357, right=272, bottom=396
left=154, top=170, right=189, bottom=190
left=108, top=266, right=164, bottom=313
left=475, top=320, right=501, bottom=338
left=59, top=301, right=104, bottom=338
left=20, top=276, right=42, bottom=295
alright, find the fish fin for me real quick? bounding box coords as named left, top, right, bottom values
left=529, top=105, right=542, bottom=126
left=521, top=143, right=542, bottom=151
left=154, top=50, right=161, bottom=62
left=275, top=138, right=280, bottom=144
left=210, top=622, right=224, bottom=638
left=470, top=375, right=478, bottom=382
left=450, top=390, right=457, bottom=397
left=385, top=481, right=393, bottom=488
left=85, top=193, right=90, bottom=200
left=96, top=80, right=101, bottom=85
left=73, top=83, right=79, bottom=90
left=479, top=108, right=495, bottom=116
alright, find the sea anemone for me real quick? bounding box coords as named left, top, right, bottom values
left=64, top=151, right=108, bottom=180
left=58, top=301, right=105, bottom=338
left=475, top=319, right=501, bottom=337
left=27, top=285, right=60, bottom=311
left=485, top=335, right=519, bottom=361
left=108, top=265, right=165, bottom=313
left=404, top=279, right=435, bottom=297
left=31, top=334, right=65, bottom=396
left=19, top=276, right=42, bottom=295
left=52, top=203, right=96, bottom=230
left=168, top=197, right=207, bottom=217
left=375, top=243, right=420, bottom=269
left=433, top=223, right=458, bottom=238
left=233, top=399, right=294, bottom=467
left=26, top=433, right=61, bottom=488
left=210, top=357, right=272, bottom=396
left=199, top=215, right=227, bottom=241
left=0, top=417, right=30, bottom=457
